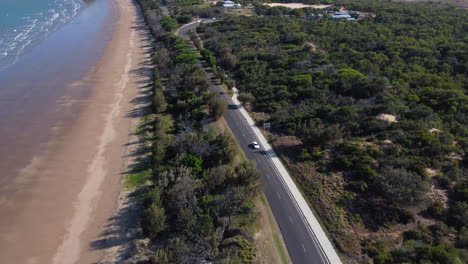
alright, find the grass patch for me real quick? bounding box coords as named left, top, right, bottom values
left=273, top=234, right=289, bottom=264
left=126, top=168, right=151, bottom=189
left=230, top=207, right=259, bottom=234
left=159, top=113, right=175, bottom=133
left=225, top=8, right=256, bottom=16
left=125, top=114, right=155, bottom=190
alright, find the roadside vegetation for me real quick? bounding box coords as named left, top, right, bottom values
left=194, top=0, right=467, bottom=263
left=131, top=1, right=269, bottom=263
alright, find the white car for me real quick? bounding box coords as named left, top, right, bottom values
left=249, top=141, right=260, bottom=149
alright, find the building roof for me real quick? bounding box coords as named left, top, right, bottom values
left=331, top=14, right=351, bottom=19
left=223, top=1, right=242, bottom=8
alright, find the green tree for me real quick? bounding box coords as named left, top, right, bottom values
left=181, top=154, right=203, bottom=177
left=177, top=15, right=192, bottom=24
left=153, top=89, right=167, bottom=113
left=377, top=167, right=429, bottom=205
left=290, top=74, right=312, bottom=88
left=161, top=16, right=178, bottom=32
left=208, top=97, right=227, bottom=120
left=141, top=202, right=167, bottom=238
left=213, top=132, right=237, bottom=165
left=175, top=52, right=199, bottom=64
left=201, top=49, right=217, bottom=67
left=151, top=249, right=171, bottom=264
left=235, top=161, right=262, bottom=189
left=448, top=201, right=468, bottom=230
left=237, top=92, right=255, bottom=104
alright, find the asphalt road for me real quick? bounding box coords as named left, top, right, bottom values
left=176, top=19, right=211, bottom=38
left=178, top=22, right=330, bottom=264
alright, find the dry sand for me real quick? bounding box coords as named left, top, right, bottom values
left=264, top=3, right=331, bottom=9
left=0, top=0, right=152, bottom=263
left=376, top=113, right=398, bottom=123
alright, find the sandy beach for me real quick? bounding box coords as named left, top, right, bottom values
left=0, top=0, right=152, bottom=263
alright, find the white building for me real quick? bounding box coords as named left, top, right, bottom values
left=223, top=0, right=242, bottom=8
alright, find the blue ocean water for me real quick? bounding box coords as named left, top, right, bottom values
left=0, top=0, right=84, bottom=71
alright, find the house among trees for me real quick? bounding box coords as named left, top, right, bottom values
left=222, top=0, right=242, bottom=8
left=327, top=11, right=357, bottom=21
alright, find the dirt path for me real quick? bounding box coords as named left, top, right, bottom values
left=0, top=0, right=152, bottom=263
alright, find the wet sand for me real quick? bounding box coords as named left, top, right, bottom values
left=0, top=0, right=152, bottom=263
left=0, top=0, right=113, bottom=205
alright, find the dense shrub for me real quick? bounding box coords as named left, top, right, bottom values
left=161, top=16, right=178, bottom=31
left=208, top=96, right=227, bottom=120
left=177, top=15, right=192, bottom=24
left=376, top=167, right=429, bottom=206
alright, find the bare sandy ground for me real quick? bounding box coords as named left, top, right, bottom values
left=0, top=0, right=152, bottom=263
left=264, top=3, right=331, bottom=9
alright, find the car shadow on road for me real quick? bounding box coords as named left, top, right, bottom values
left=228, top=104, right=241, bottom=110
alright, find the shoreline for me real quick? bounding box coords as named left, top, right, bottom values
left=0, top=0, right=114, bottom=206
left=0, top=0, right=152, bottom=263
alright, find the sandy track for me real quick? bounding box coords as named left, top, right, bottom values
left=0, top=0, right=152, bottom=263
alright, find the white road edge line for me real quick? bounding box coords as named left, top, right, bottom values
left=232, top=88, right=342, bottom=264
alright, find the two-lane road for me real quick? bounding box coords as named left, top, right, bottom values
left=178, top=21, right=336, bottom=264
left=217, top=88, right=330, bottom=264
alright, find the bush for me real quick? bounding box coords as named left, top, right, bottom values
left=427, top=201, right=445, bottom=218
left=143, top=0, right=160, bottom=9
left=289, top=74, right=312, bottom=88
left=376, top=167, right=429, bottom=205
left=414, top=243, right=464, bottom=264
left=161, top=16, right=178, bottom=32
left=403, top=225, right=432, bottom=243
left=238, top=237, right=256, bottom=263
left=393, top=241, right=464, bottom=264
left=153, top=89, right=167, bottom=113
left=181, top=154, right=203, bottom=176
left=364, top=240, right=394, bottom=264
left=361, top=201, right=414, bottom=228
left=297, top=121, right=343, bottom=146
left=151, top=249, right=170, bottom=264
left=456, top=227, right=468, bottom=248
left=174, top=51, right=199, bottom=64
left=453, top=180, right=468, bottom=202
left=177, top=15, right=192, bottom=24
left=200, top=49, right=217, bottom=67
left=212, top=132, right=237, bottom=165
left=141, top=202, right=167, bottom=238
left=188, top=30, right=202, bottom=50
left=208, top=97, right=227, bottom=120
left=238, top=92, right=255, bottom=104
left=448, top=201, right=468, bottom=230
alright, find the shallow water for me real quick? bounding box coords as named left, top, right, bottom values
left=0, top=0, right=85, bottom=71
left=0, top=0, right=114, bottom=199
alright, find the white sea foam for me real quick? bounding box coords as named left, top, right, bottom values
left=0, top=0, right=84, bottom=72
